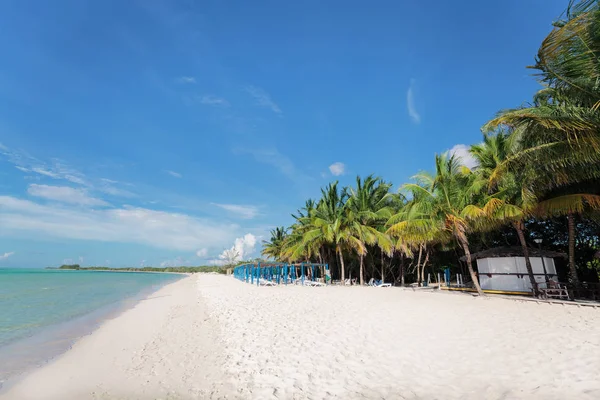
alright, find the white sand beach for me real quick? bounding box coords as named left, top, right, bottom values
left=2, top=274, right=600, bottom=400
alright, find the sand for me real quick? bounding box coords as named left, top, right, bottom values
left=2, top=274, right=600, bottom=399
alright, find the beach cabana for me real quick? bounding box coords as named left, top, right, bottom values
left=462, top=246, right=566, bottom=294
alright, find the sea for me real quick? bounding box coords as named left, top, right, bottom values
left=0, top=268, right=182, bottom=388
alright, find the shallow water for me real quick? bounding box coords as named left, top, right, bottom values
left=0, top=268, right=182, bottom=386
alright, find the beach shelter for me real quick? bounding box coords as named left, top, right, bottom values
left=462, top=246, right=566, bottom=293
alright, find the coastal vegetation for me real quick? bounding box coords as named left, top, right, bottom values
left=262, top=0, right=600, bottom=295
left=51, top=265, right=229, bottom=274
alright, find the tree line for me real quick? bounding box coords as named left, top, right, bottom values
left=51, top=265, right=229, bottom=274
left=262, top=0, right=600, bottom=296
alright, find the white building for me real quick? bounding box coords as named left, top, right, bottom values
left=466, top=247, right=566, bottom=293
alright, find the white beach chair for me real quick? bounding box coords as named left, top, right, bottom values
left=259, top=279, right=277, bottom=286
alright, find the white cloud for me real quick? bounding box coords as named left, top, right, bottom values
left=0, top=251, right=14, bottom=260
left=245, top=85, right=282, bottom=114
left=212, top=203, right=259, bottom=219
left=447, top=144, right=479, bottom=169
left=165, top=170, right=182, bottom=178
left=177, top=76, right=196, bottom=84
left=28, top=184, right=109, bottom=207
left=15, top=166, right=30, bottom=172
left=100, top=178, right=119, bottom=184
left=31, top=167, right=60, bottom=179
left=407, top=79, right=421, bottom=124
left=196, top=248, right=208, bottom=258
left=328, top=162, right=346, bottom=176
left=0, top=196, right=239, bottom=252
left=211, top=233, right=257, bottom=265
left=200, top=95, right=230, bottom=107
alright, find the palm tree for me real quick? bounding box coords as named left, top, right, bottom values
left=470, top=132, right=542, bottom=295
left=388, top=154, right=487, bottom=295
left=533, top=190, right=600, bottom=286
left=261, top=227, right=288, bottom=260
left=345, top=176, right=394, bottom=285
left=280, top=200, right=318, bottom=263
left=300, top=182, right=349, bottom=279
left=480, top=1, right=600, bottom=291
left=483, top=1, right=600, bottom=186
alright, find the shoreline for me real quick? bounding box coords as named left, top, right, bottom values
left=0, top=275, right=218, bottom=400
left=0, top=274, right=185, bottom=393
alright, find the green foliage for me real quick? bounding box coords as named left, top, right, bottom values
left=59, top=264, right=80, bottom=270
left=50, top=265, right=228, bottom=274
left=261, top=1, right=600, bottom=292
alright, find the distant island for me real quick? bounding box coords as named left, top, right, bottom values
left=46, top=264, right=229, bottom=274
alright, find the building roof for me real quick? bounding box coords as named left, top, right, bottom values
left=460, top=246, right=567, bottom=262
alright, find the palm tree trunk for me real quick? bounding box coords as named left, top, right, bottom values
left=567, top=213, right=580, bottom=288
left=380, top=252, right=385, bottom=283
left=514, top=221, right=539, bottom=297
left=458, top=236, right=484, bottom=296
left=400, top=254, right=405, bottom=286
left=416, top=244, right=423, bottom=286
left=421, top=250, right=429, bottom=286
left=338, top=246, right=346, bottom=283
left=359, top=253, right=365, bottom=285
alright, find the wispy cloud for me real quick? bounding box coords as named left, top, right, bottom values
left=407, top=79, right=421, bottom=124
left=447, top=144, right=478, bottom=169
left=28, top=184, right=109, bottom=207
left=1, top=143, right=133, bottom=198
left=0, top=251, right=14, bottom=260
left=233, top=147, right=312, bottom=184
left=200, top=95, right=230, bottom=107
left=177, top=76, right=196, bottom=84
left=328, top=162, right=346, bottom=176
left=212, top=203, right=259, bottom=219
left=245, top=85, right=282, bottom=114
left=0, top=196, right=239, bottom=252
left=165, top=170, right=182, bottom=178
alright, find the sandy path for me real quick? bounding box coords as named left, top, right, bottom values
left=1, top=275, right=228, bottom=400
left=200, top=275, right=600, bottom=400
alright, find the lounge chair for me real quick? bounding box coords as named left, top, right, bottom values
left=259, top=279, right=277, bottom=286
left=368, top=278, right=391, bottom=287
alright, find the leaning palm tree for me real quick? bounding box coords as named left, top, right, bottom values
left=481, top=0, right=600, bottom=291
left=388, top=154, right=488, bottom=295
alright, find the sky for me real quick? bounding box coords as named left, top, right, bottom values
left=0, top=0, right=568, bottom=268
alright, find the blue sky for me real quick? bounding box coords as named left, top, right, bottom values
left=0, top=0, right=567, bottom=268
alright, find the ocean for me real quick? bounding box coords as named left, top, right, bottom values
left=0, top=268, right=182, bottom=387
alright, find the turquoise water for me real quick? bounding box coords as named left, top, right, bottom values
left=0, top=268, right=182, bottom=385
